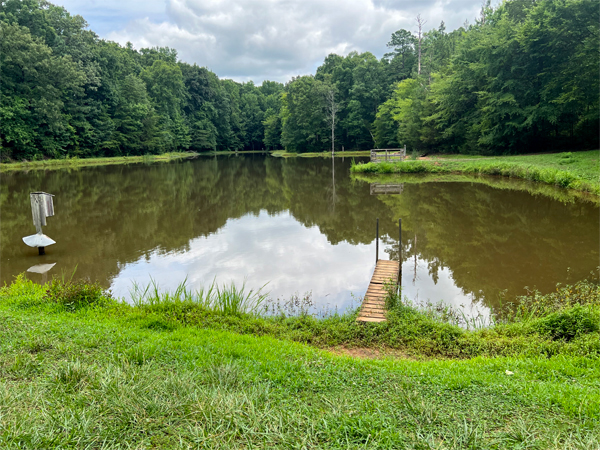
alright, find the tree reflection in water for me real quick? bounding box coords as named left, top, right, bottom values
left=1, top=155, right=597, bottom=315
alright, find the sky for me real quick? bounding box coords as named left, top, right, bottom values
left=52, top=0, right=485, bottom=84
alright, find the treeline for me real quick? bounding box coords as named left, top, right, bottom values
left=0, top=0, right=283, bottom=159
left=374, top=0, right=599, bottom=155
left=1, top=0, right=597, bottom=160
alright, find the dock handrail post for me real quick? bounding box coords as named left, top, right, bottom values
left=398, top=218, right=402, bottom=294
left=399, top=218, right=402, bottom=261
left=376, top=218, right=379, bottom=262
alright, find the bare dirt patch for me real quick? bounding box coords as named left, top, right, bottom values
left=328, top=346, right=413, bottom=360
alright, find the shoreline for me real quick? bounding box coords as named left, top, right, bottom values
left=0, top=149, right=370, bottom=172
left=352, top=171, right=600, bottom=205
left=0, top=152, right=200, bottom=172
left=350, top=150, right=600, bottom=196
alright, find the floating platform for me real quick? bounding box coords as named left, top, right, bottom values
left=356, top=259, right=400, bottom=323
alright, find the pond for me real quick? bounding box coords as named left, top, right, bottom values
left=1, top=155, right=598, bottom=319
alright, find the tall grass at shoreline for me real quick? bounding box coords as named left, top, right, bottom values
left=3, top=272, right=598, bottom=360
left=130, top=277, right=268, bottom=316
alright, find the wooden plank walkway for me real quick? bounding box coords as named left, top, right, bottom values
left=357, top=259, right=400, bottom=323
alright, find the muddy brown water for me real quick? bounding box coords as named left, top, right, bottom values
left=1, top=155, right=598, bottom=319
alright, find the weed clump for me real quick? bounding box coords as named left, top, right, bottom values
left=501, top=277, right=600, bottom=321
left=532, top=306, right=599, bottom=341
left=130, top=278, right=268, bottom=317
left=53, top=360, right=91, bottom=390
left=44, top=277, right=110, bottom=311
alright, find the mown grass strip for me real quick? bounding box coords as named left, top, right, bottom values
left=0, top=152, right=199, bottom=172
left=351, top=150, right=600, bottom=195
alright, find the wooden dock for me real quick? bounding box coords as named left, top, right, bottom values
left=357, top=260, right=400, bottom=323
left=370, top=146, right=406, bottom=163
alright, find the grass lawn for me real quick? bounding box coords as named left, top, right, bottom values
left=0, top=152, right=198, bottom=172
left=0, top=276, right=598, bottom=448
left=351, top=150, right=600, bottom=195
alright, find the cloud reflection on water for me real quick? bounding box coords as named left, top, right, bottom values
left=110, top=210, right=488, bottom=319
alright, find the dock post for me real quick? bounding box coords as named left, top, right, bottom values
left=398, top=218, right=402, bottom=295
left=399, top=219, right=402, bottom=258
left=376, top=218, right=379, bottom=262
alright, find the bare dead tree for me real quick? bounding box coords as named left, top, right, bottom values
left=479, top=0, right=492, bottom=25
left=325, top=89, right=339, bottom=154
left=416, top=14, right=427, bottom=76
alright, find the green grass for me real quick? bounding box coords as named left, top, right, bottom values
left=3, top=274, right=599, bottom=359
left=0, top=152, right=198, bottom=172
left=0, top=275, right=599, bottom=448
left=351, top=150, right=600, bottom=195
left=130, top=277, right=269, bottom=316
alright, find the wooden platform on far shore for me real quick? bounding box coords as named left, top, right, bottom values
left=356, top=260, right=400, bottom=323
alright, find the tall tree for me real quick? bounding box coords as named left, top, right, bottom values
left=325, top=88, right=339, bottom=153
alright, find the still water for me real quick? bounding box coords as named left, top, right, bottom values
left=1, top=155, right=598, bottom=317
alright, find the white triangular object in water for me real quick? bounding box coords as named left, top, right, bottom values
left=22, top=234, right=56, bottom=247
left=27, top=263, right=56, bottom=274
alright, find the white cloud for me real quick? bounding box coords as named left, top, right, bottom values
left=54, top=0, right=483, bottom=83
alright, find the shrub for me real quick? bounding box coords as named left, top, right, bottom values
left=533, top=305, right=599, bottom=341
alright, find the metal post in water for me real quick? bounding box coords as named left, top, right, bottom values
left=376, top=218, right=379, bottom=262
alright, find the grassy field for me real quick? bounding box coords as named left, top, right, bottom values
left=0, top=152, right=198, bottom=172
left=351, top=150, right=600, bottom=195
left=0, top=275, right=598, bottom=448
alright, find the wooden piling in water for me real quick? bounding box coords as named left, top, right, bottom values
left=376, top=218, right=379, bottom=263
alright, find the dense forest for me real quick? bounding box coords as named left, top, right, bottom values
left=0, top=0, right=598, bottom=160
